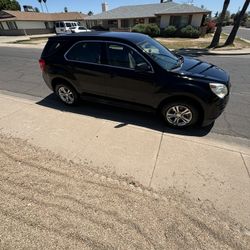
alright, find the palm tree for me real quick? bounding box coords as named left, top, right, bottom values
left=38, top=0, right=43, bottom=12
left=43, top=0, right=49, bottom=13
left=224, top=0, right=250, bottom=46
left=209, top=0, right=230, bottom=48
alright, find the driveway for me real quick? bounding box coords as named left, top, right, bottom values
left=223, top=26, right=250, bottom=41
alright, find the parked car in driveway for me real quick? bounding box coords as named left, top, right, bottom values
left=70, top=26, right=91, bottom=33
left=39, top=32, right=230, bottom=128
left=55, top=21, right=79, bottom=34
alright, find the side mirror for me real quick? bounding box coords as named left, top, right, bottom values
left=135, top=62, right=151, bottom=72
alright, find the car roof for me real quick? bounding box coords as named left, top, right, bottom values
left=51, top=32, right=150, bottom=44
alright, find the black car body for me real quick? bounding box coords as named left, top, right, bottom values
left=40, top=32, right=230, bottom=128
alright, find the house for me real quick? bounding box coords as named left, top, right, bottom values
left=85, top=2, right=211, bottom=31
left=0, top=10, right=87, bottom=36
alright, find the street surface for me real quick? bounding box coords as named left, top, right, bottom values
left=0, top=46, right=249, bottom=140
left=0, top=133, right=249, bottom=249
left=223, top=25, right=250, bottom=41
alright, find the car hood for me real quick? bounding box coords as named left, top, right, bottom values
left=175, top=56, right=229, bottom=83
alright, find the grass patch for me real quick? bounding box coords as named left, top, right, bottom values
left=13, top=37, right=48, bottom=45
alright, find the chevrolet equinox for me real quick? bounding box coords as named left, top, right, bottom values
left=39, top=32, right=230, bottom=128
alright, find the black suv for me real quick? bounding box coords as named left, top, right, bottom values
left=40, top=32, right=230, bottom=128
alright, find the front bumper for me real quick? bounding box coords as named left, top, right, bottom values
left=202, top=94, right=229, bottom=127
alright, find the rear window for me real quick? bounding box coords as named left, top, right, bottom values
left=41, top=39, right=66, bottom=58
left=65, top=42, right=102, bottom=64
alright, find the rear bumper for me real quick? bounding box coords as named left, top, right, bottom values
left=42, top=72, right=53, bottom=91
left=202, top=94, right=229, bottom=127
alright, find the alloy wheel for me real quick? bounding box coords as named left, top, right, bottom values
left=58, top=86, right=75, bottom=104
left=166, top=105, right=193, bottom=127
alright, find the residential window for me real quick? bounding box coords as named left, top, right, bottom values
left=107, top=43, right=148, bottom=69
left=149, top=18, right=156, bottom=24
left=134, top=18, right=145, bottom=25
left=169, top=15, right=192, bottom=28
left=121, top=19, right=129, bottom=28
left=65, top=42, right=102, bottom=64
left=6, top=21, right=17, bottom=30
left=108, top=20, right=118, bottom=27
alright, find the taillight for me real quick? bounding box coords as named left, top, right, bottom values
left=39, top=59, right=46, bottom=71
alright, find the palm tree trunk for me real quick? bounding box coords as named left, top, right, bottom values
left=44, top=3, right=49, bottom=12
left=209, top=0, right=230, bottom=48
left=224, top=0, right=250, bottom=46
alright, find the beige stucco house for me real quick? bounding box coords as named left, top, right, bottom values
left=0, top=10, right=87, bottom=36
left=85, top=2, right=211, bottom=31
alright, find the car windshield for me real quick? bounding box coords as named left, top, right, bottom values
left=137, top=38, right=181, bottom=70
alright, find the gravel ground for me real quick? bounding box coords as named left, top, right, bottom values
left=0, top=133, right=249, bottom=250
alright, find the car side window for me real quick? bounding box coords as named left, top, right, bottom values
left=65, top=42, right=102, bottom=64
left=106, top=43, right=149, bottom=69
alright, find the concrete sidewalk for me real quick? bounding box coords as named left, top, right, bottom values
left=0, top=92, right=249, bottom=228
left=0, top=33, right=55, bottom=43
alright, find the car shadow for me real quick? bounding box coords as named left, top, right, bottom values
left=36, top=94, right=213, bottom=137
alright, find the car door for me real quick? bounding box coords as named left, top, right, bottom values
left=105, top=42, right=156, bottom=106
left=65, top=41, right=110, bottom=97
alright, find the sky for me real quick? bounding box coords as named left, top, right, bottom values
left=18, top=0, right=249, bottom=16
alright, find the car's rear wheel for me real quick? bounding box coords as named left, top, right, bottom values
left=55, top=83, right=79, bottom=105
left=161, top=101, right=199, bottom=128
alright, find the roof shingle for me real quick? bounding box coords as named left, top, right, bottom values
left=0, top=10, right=87, bottom=21
left=86, top=2, right=210, bottom=20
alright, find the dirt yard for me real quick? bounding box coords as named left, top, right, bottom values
left=157, top=33, right=250, bottom=50
left=0, top=133, right=249, bottom=249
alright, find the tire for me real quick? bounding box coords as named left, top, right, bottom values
left=55, top=83, right=79, bottom=105
left=161, top=101, right=199, bottom=128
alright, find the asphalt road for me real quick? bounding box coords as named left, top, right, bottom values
left=223, top=26, right=250, bottom=41
left=0, top=46, right=249, bottom=140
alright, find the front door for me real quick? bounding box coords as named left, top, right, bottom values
left=105, top=42, right=156, bottom=106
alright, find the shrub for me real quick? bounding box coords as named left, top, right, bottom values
left=179, top=25, right=200, bottom=38
left=162, top=25, right=177, bottom=37
left=132, top=24, right=146, bottom=34
left=132, top=23, right=160, bottom=37
left=205, top=20, right=216, bottom=33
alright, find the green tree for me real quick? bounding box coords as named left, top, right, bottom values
left=88, top=11, right=94, bottom=16
left=0, top=0, right=21, bottom=11
left=64, top=6, right=68, bottom=13
left=34, top=7, right=40, bottom=12
left=209, top=0, right=230, bottom=48
left=233, top=12, right=248, bottom=25
left=224, top=0, right=250, bottom=46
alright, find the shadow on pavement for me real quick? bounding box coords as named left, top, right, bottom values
left=37, top=94, right=213, bottom=137
left=175, top=48, right=210, bottom=57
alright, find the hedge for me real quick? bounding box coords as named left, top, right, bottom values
left=132, top=23, right=160, bottom=37
left=162, top=25, right=177, bottom=37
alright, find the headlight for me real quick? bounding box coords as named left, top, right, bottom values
left=209, top=83, right=228, bottom=98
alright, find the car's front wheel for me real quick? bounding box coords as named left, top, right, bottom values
left=55, top=83, right=79, bottom=105
left=161, top=101, right=199, bottom=128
